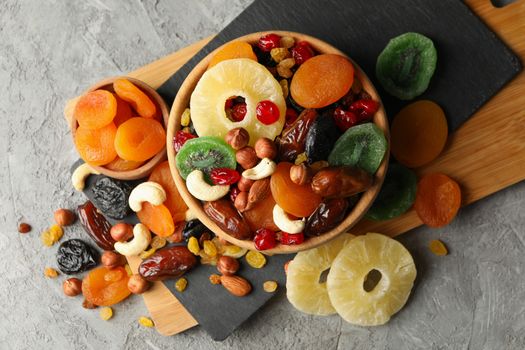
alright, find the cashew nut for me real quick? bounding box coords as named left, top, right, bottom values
left=128, top=181, right=166, bottom=212
left=185, top=208, right=197, bottom=221
left=71, top=163, right=100, bottom=191
left=242, top=158, right=276, bottom=180
left=186, top=170, right=230, bottom=201
left=273, top=204, right=305, bottom=234
left=114, top=223, right=152, bottom=256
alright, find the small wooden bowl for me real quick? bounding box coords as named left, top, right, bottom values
left=168, top=31, right=390, bottom=254
left=64, top=76, right=169, bottom=180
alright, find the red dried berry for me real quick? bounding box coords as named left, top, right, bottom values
left=229, top=187, right=241, bottom=203
left=173, top=131, right=197, bottom=152
left=284, top=108, right=299, bottom=129
left=225, top=98, right=234, bottom=110
left=258, top=33, right=281, bottom=52
left=254, top=228, right=277, bottom=250
left=210, top=168, right=241, bottom=185
left=349, top=99, right=379, bottom=121
left=256, top=100, right=280, bottom=125
left=231, top=103, right=247, bottom=122
left=280, top=232, right=304, bottom=245
left=333, top=107, right=358, bottom=132
left=291, top=41, right=314, bottom=65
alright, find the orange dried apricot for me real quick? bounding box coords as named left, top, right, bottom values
left=290, top=54, right=354, bottom=109
left=137, top=202, right=175, bottom=237
left=414, top=173, right=461, bottom=228
left=75, top=123, right=117, bottom=166
left=82, top=266, right=131, bottom=306
left=149, top=161, right=188, bottom=223
left=209, top=41, right=258, bottom=68
left=113, top=95, right=133, bottom=127
left=270, top=162, right=322, bottom=217
left=104, top=157, right=144, bottom=171
left=114, top=117, right=166, bottom=162
left=74, top=90, right=117, bottom=129
left=113, top=79, right=157, bottom=119
left=390, top=100, right=448, bottom=168
left=243, top=191, right=279, bottom=232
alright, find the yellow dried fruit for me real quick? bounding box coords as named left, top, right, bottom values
left=429, top=239, right=448, bottom=256
left=44, top=267, right=59, bottom=278
left=199, top=250, right=218, bottom=266
left=246, top=250, right=267, bottom=269
left=209, top=274, right=221, bottom=285
left=138, top=316, right=154, bottom=328
left=175, top=278, right=188, bottom=292
left=139, top=248, right=157, bottom=259
left=280, top=79, right=289, bottom=99
left=49, top=225, right=64, bottom=241
left=181, top=108, right=191, bottom=127
left=263, top=280, right=278, bottom=292
left=99, top=307, right=113, bottom=321
left=182, top=126, right=191, bottom=134
left=41, top=230, right=54, bottom=247
left=151, top=236, right=167, bottom=250
left=280, top=36, right=295, bottom=49
left=188, top=236, right=200, bottom=255
left=125, top=264, right=133, bottom=276
left=295, top=152, right=307, bottom=165
left=203, top=240, right=217, bottom=257
left=270, top=47, right=290, bottom=63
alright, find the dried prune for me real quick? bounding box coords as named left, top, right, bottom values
left=57, top=239, right=99, bottom=274
left=138, top=246, right=197, bottom=281
left=305, top=198, right=349, bottom=237
left=91, top=176, right=132, bottom=220
left=305, top=111, right=341, bottom=164
left=278, top=108, right=318, bottom=162
left=182, top=219, right=207, bottom=241
left=78, top=201, right=116, bottom=251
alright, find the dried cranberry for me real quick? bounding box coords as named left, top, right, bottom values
left=210, top=168, right=241, bottom=185
left=231, top=103, right=247, bottom=122
left=258, top=33, right=281, bottom=52
left=291, top=41, right=314, bottom=65
left=173, top=131, right=197, bottom=152
left=280, top=232, right=304, bottom=245
left=284, top=108, right=299, bottom=129
left=254, top=228, right=277, bottom=250
left=229, top=187, right=241, bottom=203
left=256, top=100, right=280, bottom=125
left=333, top=107, right=358, bottom=132
left=349, top=99, right=379, bottom=121
left=225, top=98, right=234, bottom=110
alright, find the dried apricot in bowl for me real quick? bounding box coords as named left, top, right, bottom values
left=414, top=173, right=461, bottom=227
left=113, top=95, right=133, bottom=127
left=75, top=123, right=118, bottom=166
left=290, top=54, right=354, bottom=109
left=114, top=78, right=157, bottom=119
left=74, top=90, right=117, bottom=129
left=149, top=161, right=188, bottom=223
left=208, top=41, right=258, bottom=68
left=114, top=117, right=166, bottom=162
left=82, top=266, right=131, bottom=306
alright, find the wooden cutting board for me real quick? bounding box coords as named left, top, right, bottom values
left=74, top=0, right=525, bottom=338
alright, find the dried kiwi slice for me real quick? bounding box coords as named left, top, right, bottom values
left=376, top=32, right=437, bottom=100
left=175, top=136, right=236, bottom=182
left=328, top=123, right=387, bottom=174
left=365, top=163, right=417, bottom=221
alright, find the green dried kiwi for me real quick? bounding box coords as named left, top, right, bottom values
left=376, top=32, right=437, bottom=100
left=365, top=163, right=417, bottom=221
left=328, top=123, right=387, bottom=174
left=175, top=136, right=236, bottom=183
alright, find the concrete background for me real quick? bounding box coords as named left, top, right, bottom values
left=1, top=0, right=524, bottom=349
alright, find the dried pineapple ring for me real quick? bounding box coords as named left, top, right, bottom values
left=286, top=233, right=355, bottom=316
left=327, top=233, right=416, bottom=326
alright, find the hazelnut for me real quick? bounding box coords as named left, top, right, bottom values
left=237, top=176, right=255, bottom=192
left=234, top=191, right=249, bottom=212
left=110, top=223, right=134, bottom=242
left=101, top=251, right=126, bottom=269
left=217, top=256, right=240, bottom=276
left=128, top=274, right=150, bottom=294
left=225, top=127, right=250, bottom=150
left=63, top=278, right=82, bottom=297
left=198, top=232, right=212, bottom=246
left=236, top=147, right=258, bottom=169
left=254, top=138, right=277, bottom=159
left=54, top=209, right=75, bottom=226
left=18, top=222, right=31, bottom=234
left=290, top=163, right=313, bottom=185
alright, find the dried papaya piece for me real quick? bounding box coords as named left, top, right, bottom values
left=105, top=157, right=144, bottom=171
left=209, top=41, right=258, bottom=68
left=113, top=79, right=157, bottom=119
left=75, top=123, right=117, bottom=166
left=113, top=95, right=133, bottom=127
left=137, top=202, right=175, bottom=237
left=149, top=161, right=188, bottom=223
left=74, top=90, right=117, bottom=129
left=114, top=117, right=166, bottom=162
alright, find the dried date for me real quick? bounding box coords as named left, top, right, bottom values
left=138, top=246, right=197, bottom=281
left=305, top=198, right=349, bottom=237
left=57, top=239, right=99, bottom=274
left=203, top=199, right=252, bottom=240
left=311, top=166, right=373, bottom=198
left=77, top=201, right=116, bottom=251
left=91, top=177, right=132, bottom=220
left=278, top=108, right=317, bottom=162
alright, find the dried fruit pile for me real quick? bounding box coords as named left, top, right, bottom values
left=175, top=33, right=388, bottom=250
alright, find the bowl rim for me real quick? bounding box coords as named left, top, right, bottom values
left=67, top=76, right=169, bottom=181
left=167, top=31, right=390, bottom=254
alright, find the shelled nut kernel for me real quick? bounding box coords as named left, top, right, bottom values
left=110, top=223, right=134, bottom=242
left=254, top=138, right=277, bottom=159
left=236, top=147, right=258, bottom=169
left=225, top=127, right=249, bottom=150
left=217, top=256, right=240, bottom=276
left=128, top=274, right=150, bottom=294
left=63, top=278, right=82, bottom=297
left=101, top=251, right=126, bottom=269
left=54, top=208, right=75, bottom=226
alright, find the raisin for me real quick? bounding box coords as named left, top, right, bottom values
left=56, top=239, right=99, bottom=275
left=91, top=177, right=132, bottom=220
left=77, top=201, right=116, bottom=251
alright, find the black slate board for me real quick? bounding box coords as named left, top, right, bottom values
left=158, top=0, right=521, bottom=132
left=73, top=160, right=292, bottom=341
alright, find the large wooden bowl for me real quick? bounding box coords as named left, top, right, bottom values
left=168, top=31, right=389, bottom=254
left=64, top=76, right=169, bottom=180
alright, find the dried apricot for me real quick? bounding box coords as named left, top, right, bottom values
left=149, top=161, right=188, bottom=223
left=390, top=100, right=448, bottom=168
left=209, top=41, right=258, bottom=68
left=104, top=157, right=144, bottom=171
left=137, top=202, right=175, bottom=237
left=243, top=190, right=279, bottom=232
left=74, top=90, right=117, bottom=129
left=113, top=95, right=133, bottom=127
left=414, top=173, right=461, bottom=227
left=290, top=54, right=354, bottom=108
left=113, top=79, right=156, bottom=119
left=75, top=123, right=118, bottom=166
left=82, top=266, right=131, bottom=306
left=114, top=117, right=166, bottom=162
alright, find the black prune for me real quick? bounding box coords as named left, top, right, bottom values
left=182, top=219, right=207, bottom=241
left=57, top=239, right=99, bottom=275
left=305, top=111, right=341, bottom=164
left=91, top=176, right=132, bottom=220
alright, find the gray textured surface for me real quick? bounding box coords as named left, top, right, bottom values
left=0, top=0, right=524, bottom=349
